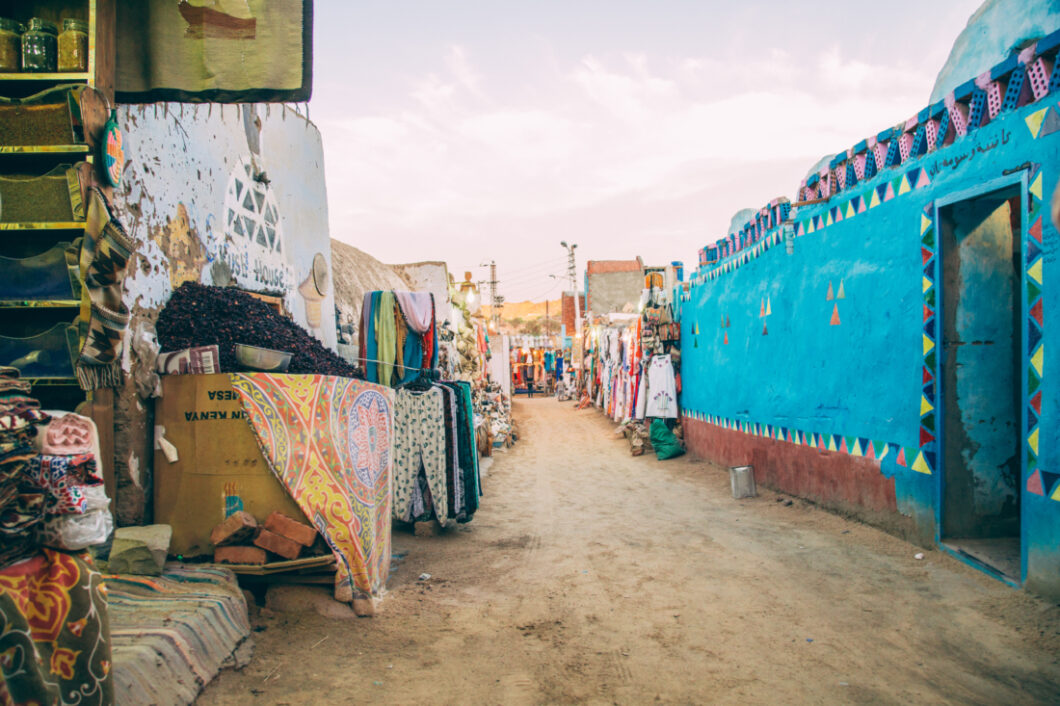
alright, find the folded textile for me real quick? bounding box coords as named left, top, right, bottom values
left=27, top=454, right=101, bottom=515
left=0, top=394, right=41, bottom=414
left=0, top=378, right=30, bottom=394
left=0, top=487, right=45, bottom=535
left=42, top=413, right=94, bottom=455
left=0, top=549, right=113, bottom=703
left=155, top=344, right=221, bottom=375
left=0, top=530, right=38, bottom=567
left=395, top=292, right=434, bottom=334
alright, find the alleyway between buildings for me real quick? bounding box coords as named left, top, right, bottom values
left=201, top=399, right=1060, bottom=705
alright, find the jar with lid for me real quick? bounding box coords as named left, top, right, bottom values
left=21, top=18, right=57, bottom=73
left=0, top=18, right=21, bottom=72
left=58, top=18, right=88, bottom=72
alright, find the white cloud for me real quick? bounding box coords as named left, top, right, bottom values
left=319, top=44, right=942, bottom=297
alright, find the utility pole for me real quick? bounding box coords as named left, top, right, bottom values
left=481, top=260, right=502, bottom=331
left=560, top=241, right=580, bottom=336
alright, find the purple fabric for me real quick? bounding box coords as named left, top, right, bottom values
left=395, top=292, right=434, bottom=334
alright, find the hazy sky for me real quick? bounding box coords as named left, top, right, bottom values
left=311, top=1, right=983, bottom=302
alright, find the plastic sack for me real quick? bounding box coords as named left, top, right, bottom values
left=40, top=508, right=113, bottom=551
left=650, top=419, right=685, bottom=460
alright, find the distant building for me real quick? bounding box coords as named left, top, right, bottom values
left=560, top=290, right=586, bottom=335
left=585, top=258, right=644, bottom=315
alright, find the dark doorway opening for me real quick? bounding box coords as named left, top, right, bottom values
left=938, top=185, right=1022, bottom=581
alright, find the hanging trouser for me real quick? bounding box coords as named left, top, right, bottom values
left=392, top=388, right=450, bottom=525
left=437, top=384, right=462, bottom=518
left=455, top=381, right=481, bottom=511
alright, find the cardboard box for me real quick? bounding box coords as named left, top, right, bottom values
left=154, top=374, right=309, bottom=558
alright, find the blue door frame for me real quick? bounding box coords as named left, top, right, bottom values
left=931, top=170, right=1029, bottom=587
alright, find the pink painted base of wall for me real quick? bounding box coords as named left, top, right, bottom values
left=684, top=416, right=917, bottom=537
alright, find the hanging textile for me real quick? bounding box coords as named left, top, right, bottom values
left=395, top=292, right=434, bottom=334
left=643, top=354, right=678, bottom=419
left=360, top=291, right=438, bottom=387
left=77, top=188, right=137, bottom=390
left=444, top=381, right=481, bottom=516
left=392, top=387, right=449, bottom=526
left=115, top=0, right=313, bottom=103
left=375, top=291, right=397, bottom=387
left=391, top=380, right=480, bottom=527
left=228, top=374, right=394, bottom=603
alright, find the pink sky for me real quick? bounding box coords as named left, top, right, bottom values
left=311, top=1, right=983, bottom=301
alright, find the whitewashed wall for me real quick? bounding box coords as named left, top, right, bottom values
left=118, top=102, right=337, bottom=349
left=108, top=102, right=335, bottom=524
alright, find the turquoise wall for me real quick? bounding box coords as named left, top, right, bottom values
left=680, top=96, right=1060, bottom=596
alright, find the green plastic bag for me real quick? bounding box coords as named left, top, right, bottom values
left=650, top=419, right=685, bottom=460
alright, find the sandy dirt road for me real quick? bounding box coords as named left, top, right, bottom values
left=200, top=397, right=1060, bottom=705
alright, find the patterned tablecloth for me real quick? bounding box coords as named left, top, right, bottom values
left=228, top=374, right=394, bottom=602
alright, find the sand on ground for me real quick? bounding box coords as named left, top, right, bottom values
left=199, top=396, right=1060, bottom=705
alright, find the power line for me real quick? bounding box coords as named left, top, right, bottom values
left=497, top=262, right=567, bottom=286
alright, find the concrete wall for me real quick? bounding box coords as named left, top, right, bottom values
left=586, top=259, right=643, bottom=315
left=389, top=261, right=452, bottom=325
left=678, top=47, right=1060, bottom=598
left=112, top=102, right=335, bottom=524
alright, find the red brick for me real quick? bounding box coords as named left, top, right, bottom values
left=264, top=512, right=317, bottom=547
left=214, top=545, right=266, bottom=565
left=253, top=528, right=302, bottom=560
left=210, top=511, right=258, bottom=547
left=586, top=258, right=642, bottom=275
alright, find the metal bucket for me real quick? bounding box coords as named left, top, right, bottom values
left=730, top=465, right=756, bottom=499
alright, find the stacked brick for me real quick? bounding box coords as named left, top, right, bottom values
left=211, top=511, right=318, bottom=565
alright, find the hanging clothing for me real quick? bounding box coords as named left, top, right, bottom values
left=644, top=354, right=678, bottom=418
left=392, top=388, right=449, bottom=525
left=360, top=291, right=438, bottom=387
left=437, top=384, right=462, bottom=519
left=396, top=292, right=434, bottom=333
left=375, top=291, right=397, bottom=387
left=440, top=380, right=480, bottom=520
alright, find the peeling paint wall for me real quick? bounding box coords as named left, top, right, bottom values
left=111, top=102, right=336, bottom=524
left=389, top=261, right=453, bottom=324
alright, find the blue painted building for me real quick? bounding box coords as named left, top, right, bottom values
left=678, top=22, right=1060, bottom=598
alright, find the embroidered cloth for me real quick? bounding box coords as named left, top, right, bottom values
left=228, top=374, right=394, bottom=602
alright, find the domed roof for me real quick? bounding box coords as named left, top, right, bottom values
left=931, top=0, right=1060, bottom=104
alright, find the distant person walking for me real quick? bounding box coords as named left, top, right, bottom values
left=524, top=363, right=535, bottom=398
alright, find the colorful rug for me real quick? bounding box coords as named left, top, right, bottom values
left=0, top=549, right=112, bottom=706
left=107, top=565, right=251, bottom=705
left=228, top=374, right=393, bottom=602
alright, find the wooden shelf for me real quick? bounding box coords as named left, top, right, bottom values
left=0, top=300, right=79, bottom=308
left=25, top=377, right=79, bottom=386
left=0, top=145, right=90, bottom=154
left=0, top=222, right=83, bottom=231
left=0, top=72, right=92, bottom=82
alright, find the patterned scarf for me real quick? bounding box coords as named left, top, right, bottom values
left=77, top=188, right=136, bottom=390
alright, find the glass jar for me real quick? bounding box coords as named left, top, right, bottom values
left=58, top=18, right=88, bottom=72
left=0, top=18, right=21, bottom=72
left=21, top=18, right=57, bottom=73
